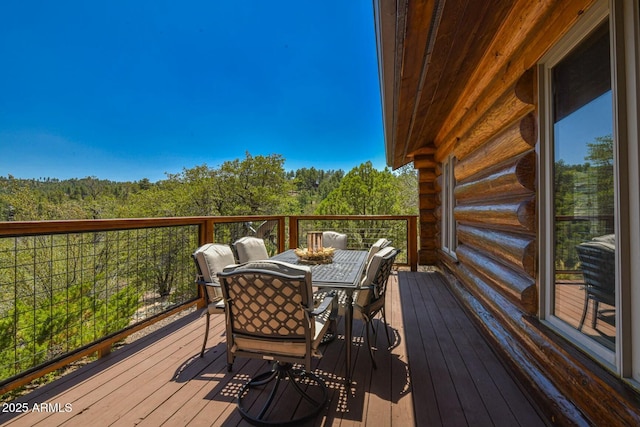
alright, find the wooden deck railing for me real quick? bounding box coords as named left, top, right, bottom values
left=0, top=214, right=417, bottom=395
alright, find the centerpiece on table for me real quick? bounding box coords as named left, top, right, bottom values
left=294, top=231, right=335, bottom=264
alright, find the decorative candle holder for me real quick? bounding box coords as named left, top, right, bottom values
left=296, top=231, right=334, bottom=264
left=307, top=231, right=323, bottom=254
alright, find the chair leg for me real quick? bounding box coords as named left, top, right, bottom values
left=237, top=362, right=327, bottom=425
left=200, top=312, right=210, bottom=357
left=578, top=293, right=589, bottom=332
left=592, top=301, right=600, bottom=330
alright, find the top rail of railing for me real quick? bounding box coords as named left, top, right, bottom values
left=0, top=215, right=418, bottom=269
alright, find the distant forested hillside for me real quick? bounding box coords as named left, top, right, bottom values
left=0, top=153, right=418, bottom=221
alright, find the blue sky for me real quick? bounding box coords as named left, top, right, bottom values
left=0, top=1, right=385, bottom=182
left=554, top=91, right=613, bottom=165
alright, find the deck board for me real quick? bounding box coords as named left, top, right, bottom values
left=0, top=270, right=547, bottom=426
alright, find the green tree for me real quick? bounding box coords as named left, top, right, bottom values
left=586, top=135, right=614, bottom=217
left=393, top=164, right=419, bottom=215
left=316, top=161, right=401, bottom=215
left=290, top=167, right=344, bottom=214
left=212, top=153, right=296, bottom=215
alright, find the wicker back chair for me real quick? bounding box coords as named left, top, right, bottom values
left=217, top=260, right=336, bottom=425
left=354, top=246, right=401, bottom=368
left=192, top=243, right=235, bottom=357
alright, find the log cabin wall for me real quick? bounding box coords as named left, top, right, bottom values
left=419, top=4, right=640, bottom=425
left=414, top=149, right=438, bottom=265
left=375, top=0, right=640, bottom=421
left=430, top=54, right=640, bottom=427
left=449, top=69, right=537, bottom=316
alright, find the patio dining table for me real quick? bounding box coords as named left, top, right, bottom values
left=270, top=249, right=368, bottom=383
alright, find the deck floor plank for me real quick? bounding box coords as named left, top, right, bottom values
left=1, top=269, right=548, bottom=427
left=387, top=271, right=415, bottom=427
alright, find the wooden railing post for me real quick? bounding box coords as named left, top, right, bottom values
left=408, top=216, right=418, bottom=271
left=278, top=216, right=286, bottom=252
left=289, top=216, right=300, bottom=250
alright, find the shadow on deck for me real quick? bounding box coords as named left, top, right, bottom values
left=0, top=270, right=547, bottom=426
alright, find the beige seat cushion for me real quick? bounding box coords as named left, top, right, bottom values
left=233, top=317, right=330, bottom=358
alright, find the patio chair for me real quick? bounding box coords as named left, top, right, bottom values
left=233, top=236, right=269, bottom=263
left=322, top=231, right=347, bottom=249
left=365, top=237, right=391, bottom=267
left=354, top=246, right=401, bottom=368
left=192, top=243, right=236, bottom=357
left=217, top=260, right=337, bottom=425
left=576, top=240, right=616, bottom=331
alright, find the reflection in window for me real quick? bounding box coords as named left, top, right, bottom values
left=551, top=22, right=616, bottom=350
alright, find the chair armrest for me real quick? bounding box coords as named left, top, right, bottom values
left=212, top=298, right=225, bottom=312
left=197, top=281, right=222, bottom=303
left=310, top=291, right=336, bottom=317
left=196, top=280, right=221, bottom=288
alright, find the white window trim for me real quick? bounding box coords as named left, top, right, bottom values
left=614, top=0, right=640, bottom=384
left=538, top=0, right=615, bottom=367
left=539, top=0, right=640, bottom=385
left=441, top=155, right=457, bottom=258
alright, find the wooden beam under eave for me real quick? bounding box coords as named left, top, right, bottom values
left=408, top=0, right=513, bottom=158
left=391, top=0, right=437, bottom=169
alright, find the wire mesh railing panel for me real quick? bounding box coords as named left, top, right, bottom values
left=0, top=225, right=199, bottom=381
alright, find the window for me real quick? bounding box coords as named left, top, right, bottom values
left=540, top=0, right=640, bottom=383
left=441, top=155, right=457, bottom=256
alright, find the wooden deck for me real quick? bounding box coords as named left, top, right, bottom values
left=0, top=270, right=547, bottom=426
left=555, top=282, right=615, bottom=350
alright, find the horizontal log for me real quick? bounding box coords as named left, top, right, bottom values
left=455, top=152, right=536, bottom=202
left=420, top=212, right=438, bottom=226
left=420, top=196, right=437, bottom=210
left=419, top=181, right=437, bottom=195
left=420, top=226, right=437, bottom=239
left=455, top=244, right=537, bottom=313
left=419, top=249, right=438, bottom=264
left=455, top=116, right=536, bottom=182
left=451, top=89, right=535, bottom=161
left=457, top=224, right=535, bottom=277
left=419, top=169, right=437, bottom=183
left=514, top=65, right=535, bottom=105
left=412, top=146, right=436, bottom=157
left=435, top=0, right=594, bottom=160
left=435, top=67, right=536, bottom=162
left=413, top=153, right=437, bottom=169
left=454, top=197, right=535, bottom=231
left=420, top=239, right=439, bottom=251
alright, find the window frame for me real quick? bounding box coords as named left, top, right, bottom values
left=538, top=0, right=640, bottom=385
left=441, top=154, right=457, bottom=258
